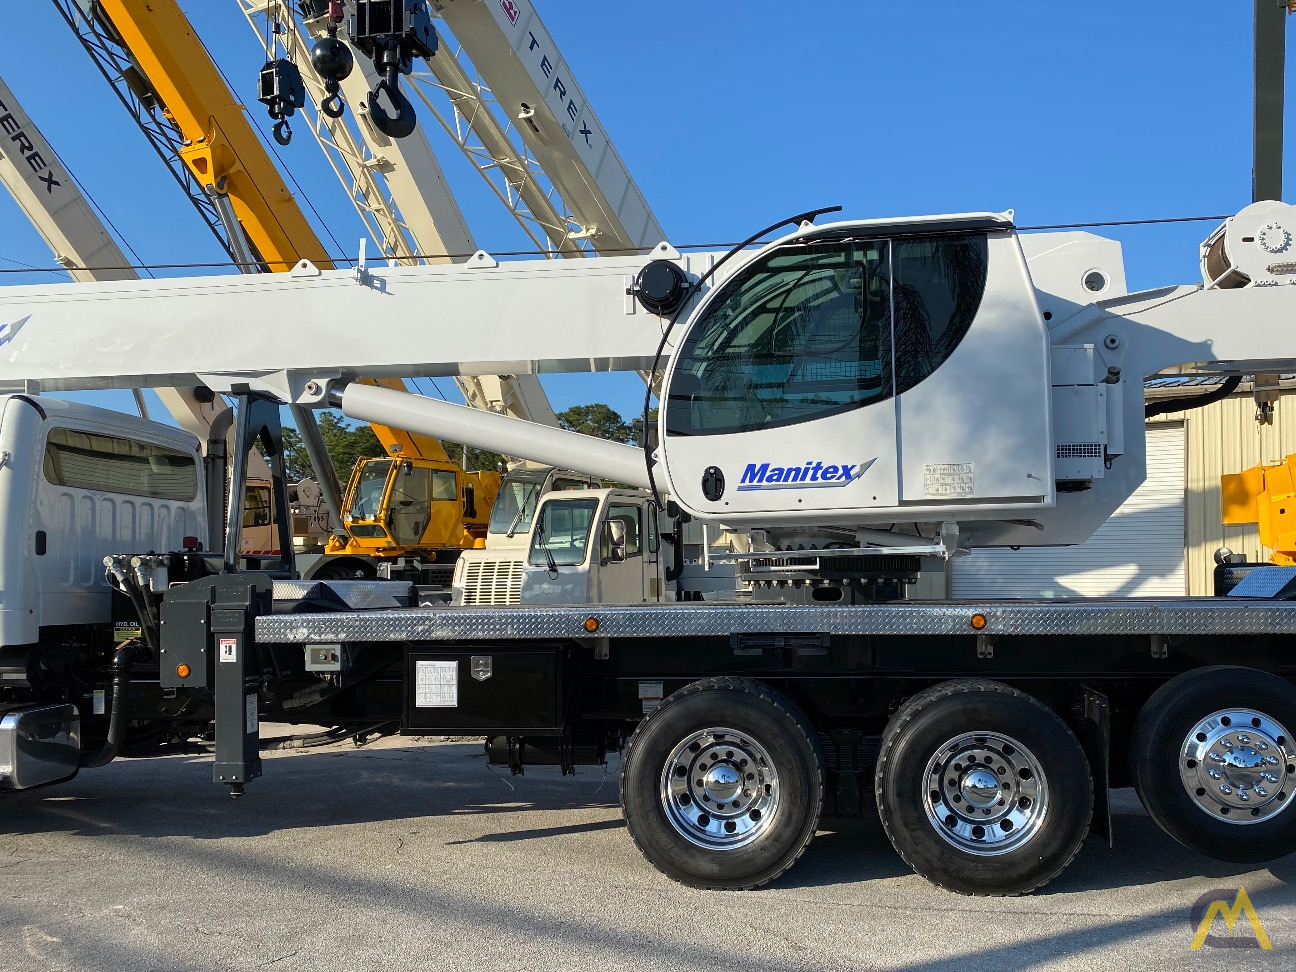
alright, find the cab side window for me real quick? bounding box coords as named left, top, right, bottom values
left=606, top=504, right=642, bottom=557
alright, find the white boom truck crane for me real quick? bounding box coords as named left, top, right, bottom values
left=2, top=195, right=1296, bottom=897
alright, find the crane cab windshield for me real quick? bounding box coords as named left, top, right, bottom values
left=664, top=232, right=989, bottom=437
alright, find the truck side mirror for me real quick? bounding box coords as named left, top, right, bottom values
left=602, top=519, right=627, bottom=564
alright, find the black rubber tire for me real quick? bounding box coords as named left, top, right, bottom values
left=875, top=679, right=1092, bottom=896
left=1131, top=665, right=1296, bottom=863
left=311, top=558, right=376, bottom=581
left=620, top=677, right=824, bottom=890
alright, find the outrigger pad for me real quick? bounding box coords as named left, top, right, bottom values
left=271, top=579, right=418, bottom=612
left=1226, top=565, right=1296, bottom=599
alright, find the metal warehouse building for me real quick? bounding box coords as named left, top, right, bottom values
left=917, top=380, right=1296, bottom=599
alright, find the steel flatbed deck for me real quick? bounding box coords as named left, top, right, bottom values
left=256, top=596, right=1296, bottom=643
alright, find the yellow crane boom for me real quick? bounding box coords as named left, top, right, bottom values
left=97, top=0, right=449, bottom=463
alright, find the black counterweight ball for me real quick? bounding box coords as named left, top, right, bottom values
left=311, top=35, right=354, bottom=82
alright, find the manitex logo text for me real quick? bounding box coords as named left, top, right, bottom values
left=739, top=458, right=876, bottom=491
left=1189, top=887, right=1272, bottom=950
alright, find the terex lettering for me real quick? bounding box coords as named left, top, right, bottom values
left=738, top=458, right=877, bottom=491
left=0, top=95, right=62, bottom=194
left=524, top=31, right=593, bottom=141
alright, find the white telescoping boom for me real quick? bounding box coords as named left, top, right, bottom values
left=0, top=202, right=1293, bottom=560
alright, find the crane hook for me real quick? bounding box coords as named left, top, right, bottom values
left=273, top=118, right=293, bottom=146
left=368, top=78, right=417, bottom=139
left=321, top=88, right=346, bottom=119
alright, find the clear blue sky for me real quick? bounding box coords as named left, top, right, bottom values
left=1, top=1, right=1292, bottom=425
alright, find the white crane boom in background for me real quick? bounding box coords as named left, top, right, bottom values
left=236, top=0, right=560, bottom=433
left=0, top=72, right=267, bottom=479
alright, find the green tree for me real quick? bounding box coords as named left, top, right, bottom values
left=442, top=441, right=506, bottom=473
left=270, top=412, right=385, bottom=485
left=557, top=403, right=635, bottom=443
left=275, top=412, right=507, bottom=484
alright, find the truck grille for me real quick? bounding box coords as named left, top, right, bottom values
left=460, top=559, right=524, bottom=605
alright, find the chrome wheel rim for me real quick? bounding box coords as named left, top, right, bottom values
left=923, top=732, right=1049, bottom=856
left=660, top=727, right=779, bottom=849
left=1179, top=708, right=1296, bottom=824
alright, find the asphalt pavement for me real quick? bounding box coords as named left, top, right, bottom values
left=1, top=735, right=1293, bottom=971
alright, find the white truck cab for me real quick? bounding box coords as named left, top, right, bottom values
left=453, top=486, right=667, bottom=605
left=0, top=395, right=207, bottom=651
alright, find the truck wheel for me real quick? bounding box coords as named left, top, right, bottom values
left=875, top=680, right=1092, bottom=896
left=620, top=677, right=824, bottom=890
left=1131, top=666, right=1296, bottom=863
left=311, top=558, right=376, bottom=581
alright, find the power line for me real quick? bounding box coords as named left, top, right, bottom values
left=197, top=31, right=352, bottom=268
left=0, top=214, right=1239, bottom=275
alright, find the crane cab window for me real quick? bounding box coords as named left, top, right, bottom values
left=243, top=484, right=273, bottom=528
left=665, top=234, right=988, bottom=436
left=387, top=464, right=453, bottom=546
left=528, top=498, right=598, bottom=567
left=489, top=470, right=547, bottom=535
left=43, top=427, right=198, bottom=501
left=348, top=459, right=391, bottom=520
left=431, top=470, right=458, bottom=501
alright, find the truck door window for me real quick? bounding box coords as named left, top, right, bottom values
left=646, top=504, right=659, bottom=556
left=607, top=505, right=642, bottom=557
left=528, top=498, right=598, bottom=567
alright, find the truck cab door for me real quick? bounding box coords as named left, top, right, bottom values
left=598, top=502, right=649, bottom=603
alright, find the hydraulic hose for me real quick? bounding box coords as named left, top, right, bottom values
left=1145, top=375, right=1241, bottom=418
left=80, top=644, right=139, bottom=768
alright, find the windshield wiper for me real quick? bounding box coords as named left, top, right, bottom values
left=506, top=491, right=537, bottom=539
left=505, top=505, right=526, bottom=539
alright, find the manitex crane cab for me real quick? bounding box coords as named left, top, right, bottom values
left=649, top=203, right=1296, bottom=569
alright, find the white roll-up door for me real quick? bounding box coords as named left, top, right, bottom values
left=952, top=424, right=1185, bottom=598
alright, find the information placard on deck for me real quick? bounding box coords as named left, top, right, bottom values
left=415, top=659, right=459, bottom=707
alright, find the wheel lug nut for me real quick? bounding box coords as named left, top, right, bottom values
left=1238, top=734, right=1251, bottom=745
left=1256, top=786, right=1269, bottom=797
left=1220, top=784, right=1233, bottom=795
left=1209, top=769, right=1223, bottom=780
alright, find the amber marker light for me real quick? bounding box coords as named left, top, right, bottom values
left=970, top=614, right=988, bottom=630
left=176, top=664, right=191, bottom=678
left=584, top=617, right=600, bottom=632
